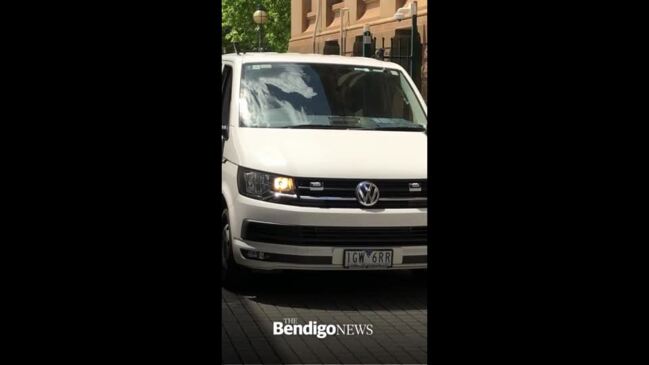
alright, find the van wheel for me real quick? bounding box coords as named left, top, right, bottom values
left=221, top=208, right=248, bottom=288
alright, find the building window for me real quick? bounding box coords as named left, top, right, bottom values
left=390, top=29, right=422, bottom=89
left=352, top=36, right=375, bottom=57
left=326, top=0, right=344, bottom=27
left=323, top=40, right=340, bottom=55
left=303, top=0, right=313, bottom=33
left=357, top=0, right=380, bottom=22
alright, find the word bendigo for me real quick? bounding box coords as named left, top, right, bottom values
left=273, top=321, right=374, bottom=339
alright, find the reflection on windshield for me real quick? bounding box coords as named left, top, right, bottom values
left=260, top=64, right=318, bottom=99
left=239, top=63, right=426, bottom=130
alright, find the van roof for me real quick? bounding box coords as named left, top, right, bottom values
left=222, top=52, right=404, bottom=69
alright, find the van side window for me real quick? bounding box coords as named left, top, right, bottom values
left=222, top=65, right=233, bottom=126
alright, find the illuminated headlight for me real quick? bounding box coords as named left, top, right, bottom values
left=237, top=167, right=296, bottom=200
left=273, top=177, right=294, bottom=192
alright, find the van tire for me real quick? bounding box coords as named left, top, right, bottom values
left=221, top=208, right=248, bottom=288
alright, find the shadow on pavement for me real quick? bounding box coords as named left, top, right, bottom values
left=224, top=270, right=427, bottom=311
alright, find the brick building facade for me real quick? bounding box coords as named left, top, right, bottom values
left=288, top=0, right=428, bottom=102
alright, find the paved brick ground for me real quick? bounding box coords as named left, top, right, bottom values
left=222, top=270, right=427, bottom=364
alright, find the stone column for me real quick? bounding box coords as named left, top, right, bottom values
left=291, top=1, right=305, bottom=38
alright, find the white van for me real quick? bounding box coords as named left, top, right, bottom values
left=221, top=53, right=427, bottom=284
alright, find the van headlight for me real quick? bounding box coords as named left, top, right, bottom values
left=237, top=167, right=296, bottom=200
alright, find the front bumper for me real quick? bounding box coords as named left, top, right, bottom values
left=228, top=195, right=427, bottom=271
left=232, top=238, right=427, bottom=270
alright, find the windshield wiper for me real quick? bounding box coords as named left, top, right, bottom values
left=278, top=124, right=363, bottom=129
left=374, top=125, right=426, bottom=131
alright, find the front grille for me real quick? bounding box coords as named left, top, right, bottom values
left=291, top=178, right=427, bottom=209
left=242, top=221, right=428, bottom=246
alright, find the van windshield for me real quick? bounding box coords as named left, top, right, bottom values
left=239, top=63, right=426, bottom=131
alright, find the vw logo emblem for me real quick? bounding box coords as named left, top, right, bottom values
left=355, top=181, right=380, bottom=207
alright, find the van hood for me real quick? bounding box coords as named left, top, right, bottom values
left=231, top=128, right=427, bottom=179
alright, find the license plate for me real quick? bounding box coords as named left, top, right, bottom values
left=343, top=249, right=393, bottom=268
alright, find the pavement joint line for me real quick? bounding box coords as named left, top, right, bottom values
left=241, top=296, right=287, bottom=362
left=221, top=329, right=243, bottom=364
left=222, top=273, right=427, bottom=364
left=251, top=304, right=316, bottom=364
